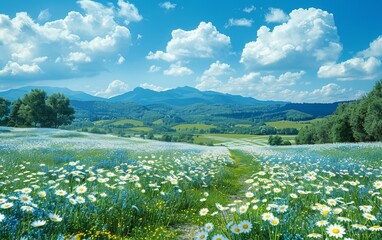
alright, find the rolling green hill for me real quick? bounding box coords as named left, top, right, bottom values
left=111, top=119, right=144, bottom=127
left=172, top=124, right=217, bottom=131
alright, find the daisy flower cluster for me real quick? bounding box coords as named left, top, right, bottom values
left=0, top=128, right=232, bottom=239
left=194, top=144, right=382, bottom=239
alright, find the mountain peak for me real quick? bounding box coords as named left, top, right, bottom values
left=108, top=86, right=267, bottom=106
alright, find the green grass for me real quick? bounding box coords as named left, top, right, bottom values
left=266, top=118, right=326, bottom=130
left=2, top=128, right=382, bottom=239
left=129, top=127, right=153, bottom=132
left=93, top=120, right=114, bottom=125
left=152, top=119, right=164, bottom=125
left=266, top=120, right=310, bottom=130
left=193, top=135, right=224, bottom=145
left=111, top=119, right=144, bottom=127
left=172, top=124, right=217, bottom=131
left=209, top=133, right=254, bottom=139
left=300, top=118, right=326, bottom=124
left=235, top=124, right=252, bottom=128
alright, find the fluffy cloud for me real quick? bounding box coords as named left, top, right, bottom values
left=164, top=62, right=193, bottom=77
left=140, top=83, right=168, bottom=91
left=147, top=22, right=231, bottom=62
left=148, top=65, right=161, bottom=73
left=196, top=69, right=360, bottom=102
left=318, top=35, right=382, bottom=80
left=225, top=18, right=253, bottom=28
left=241, top=8, right=342, bottom=68
left=159, top=2, right=177, bottom=10
left=195, top=61, right=233, bottom=90
left=0, top=0, right=141, bottom=81
left=318, top=57, right=381, bottom=80
left=66, top=52, right=92, bottom=63
left=203, top=61, right=233, bottom=77
left=265, top=8, right=289, bottom=23
left=38, top=9, right=50, bottom=22
left=117, top=0, right=142, bottom=24
left=0, top=61, right=41, bottom=76
left=95, top=80, right=129, bottom=98
left=243, top=5, right=256, bottom=13
left=196, top=70, right=300, bottom=97
left=359, top=36, right=382, bottom=58
left=117, top=55, right=125, bottom=64
left=278, top=84, right=365, bottom=103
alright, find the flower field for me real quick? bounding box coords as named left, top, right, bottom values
left=193, top=144, right=382, bottom=240
left=0, top=128, right=231, bottom=239
left=0, top=128, right=381, bottom=239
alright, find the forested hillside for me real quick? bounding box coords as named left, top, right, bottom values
left=296, top=80, right=382, bottom=144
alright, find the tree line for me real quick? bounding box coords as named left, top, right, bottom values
left=296, top=80, right=382, bottom=144
left=0, top=89, right=75, bottom=128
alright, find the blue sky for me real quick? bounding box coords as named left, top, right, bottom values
left=0, top=0, right=381, bottom=102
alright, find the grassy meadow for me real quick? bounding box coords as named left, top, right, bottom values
left=0, top=128, right=381, bottom=239
left=265, top=119, right=325, bottom=130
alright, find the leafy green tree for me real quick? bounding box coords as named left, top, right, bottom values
left=296, top=80, right=382, bottom=144
left=295, top=127, right=315, bottom=144
left=0, top=97, right=11, bottom=125
left=350, top=98, right=372, bottom=142
left=330, top=104, right=355, bottom=142
left=18, top=89, right=49, bottom=127
left=268, top=135, right=283, bottom=145
left=364, top=80, right=382, bottom=141
left=46, top=93, right=75, bottom=128
left=312, top=119, right=332, bottom=144
left=9, top=99, right=24, bottom=126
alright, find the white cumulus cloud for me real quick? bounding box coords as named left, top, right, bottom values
left=241, top=8, right=342, bottom=69
left=318, top=35, right=382, bottom=80
left=95, top=80, right=129, bottom=98
left=203, top=61, right=233, bottom=77
left=196, top=69, right=361, bottom=102
left=318, top=57, right=381, bottom=80
left=359, top=36, right=382, bottom=58
left=147, top=22, right=231, bottom=62
left=117, top=0, right=143, bottom=24
left=140, top=83, right=168, bottom=91
left=0, top=0, right=141, bottom=81
left=225, top=18, right=253, bottom=28
left=243, top=5, right=256, bottom=13
left=164, top=62, right=193, bottom=77
left=66, top=52, right=92, bottom=63
left=0, top=61, right=41, bottom=76
left=148, top=65, right=161, bottom=73
left=279, top=84, right=364, bottom=103
left=159, top=2, right=177, bottom=10
left=265, top=8, right=289, bottom=23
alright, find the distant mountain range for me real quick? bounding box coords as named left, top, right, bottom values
left=0, top=85, right=343, bottom=123
left=0, top=86, right=283, bottom=106
left=0, top=86, right=104, bottom=102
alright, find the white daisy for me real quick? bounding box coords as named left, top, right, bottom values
left=326, top=224, right=346, bottom=238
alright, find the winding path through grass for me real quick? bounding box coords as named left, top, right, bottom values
left=176, top=149, right=262, bottom=239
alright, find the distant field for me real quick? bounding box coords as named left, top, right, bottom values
left=266, top=118, right=325, bottom=130
left=172, top=123, right=216, bottom=131
left=195, top=133, right=296, bottom=146
left=266, top=120, right=309, bottom=130
left=235, top=124, right=252, bottom=128
left=93, top=119, right=114, bottom=125
left=111, top=119, right=144, bottom=127
left=152, top=119, right=163, bottom=125
left=129, top=127, right=153, bottom=132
